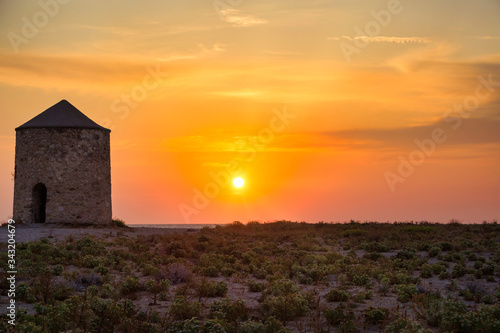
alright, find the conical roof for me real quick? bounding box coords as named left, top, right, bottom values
left=16, top=100, right=110, bottom=132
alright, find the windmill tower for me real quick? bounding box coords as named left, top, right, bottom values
left=13, top=100, right=112, bottom=224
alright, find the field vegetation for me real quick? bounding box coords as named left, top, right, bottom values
left=0, top=221, right=499, bottom=332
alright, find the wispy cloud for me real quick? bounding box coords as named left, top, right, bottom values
left=198, top=43, right=226, bottom=53
left=470, top=36, right=500, bottom=40
left=220, top=8, right=268, bottom=27
left=209, top=90, right=263, bottom=98
left=261, top=50, right=300, bottom=56
left=328, top=36, right=432, bottom=44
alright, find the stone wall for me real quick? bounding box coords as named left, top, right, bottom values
left=13, top=128, right=112, bottom=224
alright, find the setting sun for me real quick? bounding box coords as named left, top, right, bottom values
left=233, top=177, right=244, bottom=188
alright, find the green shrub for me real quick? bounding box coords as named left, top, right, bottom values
left=395, top=284, right=419, bottom=303
left=77, top=237, right=104, bottom=256
left=263, top=316, right=294, bottom=333
left=196, top=280, right=228, bottom=298
left=420, top=264, right=433, bottom=279
left=202, top=319, right=230, bottom=333
left=352, top=273, right=370, bottom=286
left=145, top=278, right=171, bottom=304
left=384, top=316, right=433, bottom=333
left=16, top=283, right=33, bottom=302
left=452, top=264, right=467, bottom=278
left=169, top=296, right=202, bottom=321
left=94, top=265, right=109, bottom=275
left=342, top=229, right=367, bottom=238
left=112, top=218, right=127, bottom=228
left=431, top=263, right=446, bottom=275
left=324, top=304, right=354, bottom=326
left=364, top=306, right=389, bottom=325
left=142, top=263, right=160, bottom=276
left=167, top=318, right=201, bottom=333
left=436, top=242, right=453, bottom=251
left=267, top=279, right=299, bottom=296
left=326, top=289, right=351, bottom=302
left=53, top=264, right=63, bottom=276
left=428, top=246, right=442, bottom=257
left=338, top=319, right=359, bottom=333
left=247, top=280, right=266, bottom=292
left=482, top=262, right=496, bottom=276
left=261, top=293, right=310, bottom=323
left=202, top=266, right=219, bottom=277
left=82, top=255, right=99, bottom=268
left=239, top=320, right=264, bottom=333
left=393, top=271, right=418, bottom=285
left=209, top=298, right=248, bottom=322
left=396, top=249, right=417, bottom=260
left=436, top=299, right=468, bottom=332
left=99, top=283, right=116, bottom=299
left=120, top=276, right=140, bottom=296
left=354, top=291, right=373, bottom=303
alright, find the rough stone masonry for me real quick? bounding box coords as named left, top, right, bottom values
left=13, top=100, right=112, bottom=224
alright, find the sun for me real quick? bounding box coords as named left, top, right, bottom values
left=233, top=177, right=244, bottom=188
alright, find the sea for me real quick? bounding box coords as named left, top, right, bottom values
left=128, top=224, right=224, bottom=229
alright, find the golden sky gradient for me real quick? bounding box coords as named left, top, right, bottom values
left=1, top=0, right=499, bottom=223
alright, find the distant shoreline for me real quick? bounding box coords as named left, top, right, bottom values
left=1, top=224, right=202, bottom=244
left=2, top=220, right=497, bottom=244
left=128, top=223, right=223, bottom=229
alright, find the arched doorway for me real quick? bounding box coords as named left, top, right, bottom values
left=32, top=183, right=47, bottom=223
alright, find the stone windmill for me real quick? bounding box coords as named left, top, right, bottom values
left=13, top=100, right=112, bottom=224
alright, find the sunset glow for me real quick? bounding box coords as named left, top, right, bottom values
left=233, top=177, right=245, bottom=189
left=0, top=1, right=499, bottom=224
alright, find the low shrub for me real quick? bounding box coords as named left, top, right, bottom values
left=324, top=304, right=355, bottom=326
left=169, top=296, right=202, bottom=321
left=352, top=273, right=370, bottom=286
left=395, top=284, right=419, bottom=303
left=202, top=266, right=219, bottom=277
left=145, top=278, right=171, bottom=304
left=451, top=264, right=467, bottom=278
left=261, top=293, right=310, bottom=323
left=247, top=280, right=266, bottom=292
left=196, top=280, right=228, bottom=298
left=428, top=246, right=442, bottom=257
left=120, top=276, right=140, bottom=296
left=384, top=316, right=433, bottom=333
left=326, top=289, right=351, bottom=302
left=209, top=298, right=248, bottom=322
left=364, top=306, right=389, bottom=325
left=112, top=218, right=127, bottom=228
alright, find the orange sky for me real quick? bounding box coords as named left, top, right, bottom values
left=1, top=0, right=499, bottom=223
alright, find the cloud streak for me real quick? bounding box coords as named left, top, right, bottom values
left=323, top=117, right=500, bottom=150
left=328, top=36, right=432, bottom=44
left=470, top=36, right=500, bottom=40
left=220, top=9, right=268, bottom=27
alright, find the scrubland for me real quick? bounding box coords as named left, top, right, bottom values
left=0, top=220, right=499, bottom=332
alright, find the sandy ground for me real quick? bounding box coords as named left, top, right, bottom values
left=0, top=224, right=198, bottom=244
